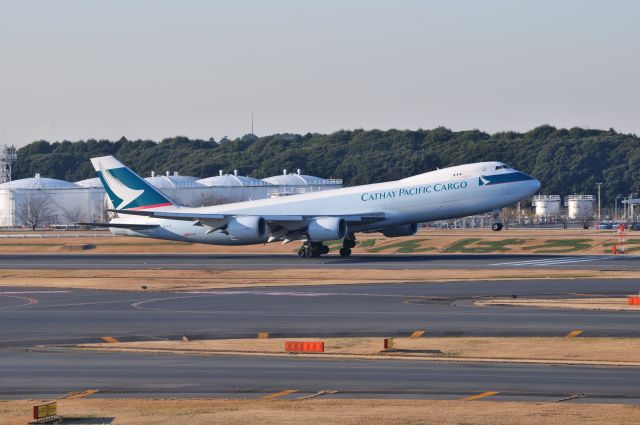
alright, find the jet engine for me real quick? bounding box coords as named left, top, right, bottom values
left=382, top=223, right=418, bottom=237
left=226, top=216, right=268, bottom=243
left=307, top=217, right=347, bottom=241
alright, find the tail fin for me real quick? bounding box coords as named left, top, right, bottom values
left=91, top=156, right=174, bottom=210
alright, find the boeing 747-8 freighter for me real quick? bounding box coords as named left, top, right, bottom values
left=85, top=156, right=540, bottom=257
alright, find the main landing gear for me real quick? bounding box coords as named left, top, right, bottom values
left=297, top=234, right=357, bottom=258
left=339, top=234, right=356, bottom=257
left=491, top=209, right=503, bottom=231
left=298, top=241, right=330, bottom=258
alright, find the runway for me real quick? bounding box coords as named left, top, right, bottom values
left=0, top=253, right=639, bottom=270
left=2, top=279, right=640, bottom=346
left=2, top=348, right=640, bottom=402
left=3, top=254, right=640, bottom=403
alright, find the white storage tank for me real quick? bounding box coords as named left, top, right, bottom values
left=532, top=195, right=561, bottom=217
left=75, top=177, right=104, bottom=188
left=566, top=195, right=595, bottom=219
left=196, top=170, right=273, bottom=204
left=263, top=168, right=343, bottom=196
left=0, top=174, right=105, bottom=227
left=145, top=171, right=206, bottom=206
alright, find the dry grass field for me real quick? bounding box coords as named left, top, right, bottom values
left=77, top=336, right=640, bottom=366
left=2, top=398, right=640, bottom=425
left=476, top=297, right=640, bottom=311
left=1, top=268, right=638, bottom=291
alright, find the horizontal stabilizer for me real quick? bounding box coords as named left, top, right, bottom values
left=78, top=222, right=160, bottom=230
left=109, top=209, right=227, bottom=221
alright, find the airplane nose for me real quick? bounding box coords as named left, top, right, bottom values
left=533, top=178, right=541, bottom=192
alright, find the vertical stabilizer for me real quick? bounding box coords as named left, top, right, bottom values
left=90, top=156, right=174, bottom=210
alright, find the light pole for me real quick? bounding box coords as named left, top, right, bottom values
left=596, top=182, right=602, bottom=223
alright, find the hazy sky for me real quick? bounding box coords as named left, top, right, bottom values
left=1, top=0, right=639, bottom=146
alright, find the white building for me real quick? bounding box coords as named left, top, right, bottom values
left=532, top=195, right=561, bottom=217
left=263, top=169, right=343, bottom=196
left=196, top=170, right=273, bottom=204
left=565, top=195, right=595, bottom=219
left=0, top=174, right=104, bottom=227
left=144, top=171, right=206, bottom=206
left=0, top=168, right=344, bottom=228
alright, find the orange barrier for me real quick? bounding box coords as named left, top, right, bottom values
left=628, top=296, right=640, bottom=306
left=285, top=341, right=324, bottom=353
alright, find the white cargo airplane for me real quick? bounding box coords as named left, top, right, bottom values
left=85, top=156, right=540, bottom=257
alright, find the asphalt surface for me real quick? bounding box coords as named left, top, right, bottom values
left=2, top=280, right=640, bottom=346
left=1, top=253, right=640, bottom=270
left=2, top=349, right=640, bottom=402
left=3, top=254, right=640, bottom=403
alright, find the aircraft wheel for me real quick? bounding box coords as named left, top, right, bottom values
left=491, top=223, right=503, bottom=231
left=321, top=245, right=330, bottom=254
left=343, top=239, right=356, bottom=249
left=298, top=247, right=306, bottom=257
left=339, top=247, right=352, bottom=257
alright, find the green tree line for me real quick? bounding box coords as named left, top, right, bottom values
left=12, top=125, right=640, bottom=204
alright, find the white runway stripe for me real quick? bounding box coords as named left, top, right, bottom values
left=491, top=257, right=583, bottom=265
left=0, top=291, right=71, bottom=294
left=490, top=256, right=616, bottom=266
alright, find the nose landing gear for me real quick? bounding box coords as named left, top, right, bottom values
left=491, top=209, right=503, bottom=231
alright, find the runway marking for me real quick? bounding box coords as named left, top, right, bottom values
left=410, top=330, right=425, bottom=338
left=42, top=299, right=149, bottom=309
left=462, top=391, right=499, bottom=401
left=261, top=389, right=298, bottom=400
left=490, top=256, right=615, bottom=267
left=63, top=389, right=99, bottom=399
left=101, top=336, right=120, bottom=343
left=566, top=330, right=583, bottom=338
left=0, top=294, right=38, bottom=310
left=133, top=290, right=456, bottom=312
left=294, top=390, right=339, bottom=400
left=258, top=332, right=269, bottom=339
left=0, top=291, right=70, bottom=294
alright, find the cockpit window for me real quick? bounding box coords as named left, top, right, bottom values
left=495, top=164, right=512, bottom=170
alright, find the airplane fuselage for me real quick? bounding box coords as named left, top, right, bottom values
left=110, top=161, right=540, bottom=244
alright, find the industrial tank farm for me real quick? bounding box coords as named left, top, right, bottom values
left=0, top=168, right=342, bottom=227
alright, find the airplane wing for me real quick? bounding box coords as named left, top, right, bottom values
left=106, top=209, right=385, bottom=242
left=109, top=209, right=386, bottom=225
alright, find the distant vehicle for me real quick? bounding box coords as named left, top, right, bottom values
left=83, top=156, right=540, bottom=257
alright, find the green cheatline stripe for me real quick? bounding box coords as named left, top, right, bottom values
left=480, top=171, right=535, bottom=186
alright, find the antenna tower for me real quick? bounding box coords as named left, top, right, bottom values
left=0, top=144, right=17, bottom=184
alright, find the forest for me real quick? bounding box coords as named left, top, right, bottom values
left=12, top=125, right=640, bottom=204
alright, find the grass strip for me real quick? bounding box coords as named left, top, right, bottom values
left=523, top=239, right=593, bottom=253
left=442, top=238, right=529, bottom=253
left=367, top=239, right=435, bottom=253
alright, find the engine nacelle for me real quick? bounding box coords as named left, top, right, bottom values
left=226, top=216, right=268, bottom=243
left=307, top=217, right=347, bottom=241
left=382, top=223, right=418, bottom=237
